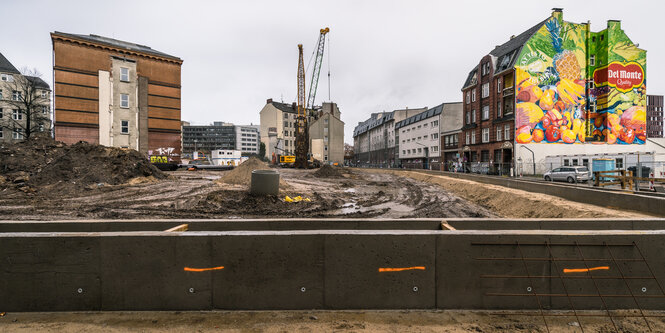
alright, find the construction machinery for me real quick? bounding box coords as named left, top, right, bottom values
left=294, top=28, right=330, bottom=169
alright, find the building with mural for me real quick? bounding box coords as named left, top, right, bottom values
left=462, top=8, right=659, bottom=175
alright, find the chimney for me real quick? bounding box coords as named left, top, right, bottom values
left=266, top=98, right=273, bottom=104
left=607, top=19, right=621, bottom=30
left=552, top=8, right=563, bottom=20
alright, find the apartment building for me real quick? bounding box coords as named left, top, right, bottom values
left=260, top=98, right=344, bottom=163
left=309, top=102, right=345, bottom=164
left=0, top=52, right=51, bottom=142
left=235, top=124, right=260, bottom=155
left=462, top=9, right=648, bottom=174
left=51, top=32, right=183, bottom=162
left=395, top=105, right=443, bottom=169
left=440, top=102, right=464, bottom=171
left=352, top=107, right=424, bottom=167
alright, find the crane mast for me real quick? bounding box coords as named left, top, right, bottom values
left=306, top=27, right=329, bottom=112
left=294, top=44, right=309, bottom=169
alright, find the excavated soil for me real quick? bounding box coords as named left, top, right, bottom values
left=0, top=136, right=166, bottom=196
left=313, top=164, right=344, bottom=178
left=0, top=166, right=649, bottom=220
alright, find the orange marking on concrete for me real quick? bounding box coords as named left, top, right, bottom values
left=184, top=266, right=225, bottom=272
left=378, top=266, right=426, bottom=272
left=563, top=266, right=609, bottom=274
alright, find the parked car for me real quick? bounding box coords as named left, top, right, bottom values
left=544, top=166, right=590, bottom=183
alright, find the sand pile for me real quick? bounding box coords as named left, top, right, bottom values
left=313, top=164, right=343, bottom=178
left=0, top=135, right=166, bottom=194
left=216, top=156, right=270, bottom=185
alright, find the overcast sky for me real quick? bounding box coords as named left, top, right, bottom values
left=3, top=0, right=663, bottom=144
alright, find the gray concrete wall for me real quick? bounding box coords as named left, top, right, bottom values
left=3, top=218, right=665, bottom=233
left=2, top=228, right=665, bottom=311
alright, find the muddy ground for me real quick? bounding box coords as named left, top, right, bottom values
left=0, top=167, right=648, bottom=220
left=1, top=309, right=664, bottom=332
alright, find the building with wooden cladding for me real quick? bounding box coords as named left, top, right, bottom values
left=50, top=32, right=183, bottom=161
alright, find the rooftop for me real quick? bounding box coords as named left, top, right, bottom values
left=52, top=32, right=181, bottom=61
left=0, top=52, right=20, bottom=74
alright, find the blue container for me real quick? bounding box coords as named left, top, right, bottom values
left=592, top=158, right=615, bottom=181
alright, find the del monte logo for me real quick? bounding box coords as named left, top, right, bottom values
left=593, top=61, right=644, bottom=93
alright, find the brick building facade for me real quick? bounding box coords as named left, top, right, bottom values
left=51, top=32, right=183, bottom=162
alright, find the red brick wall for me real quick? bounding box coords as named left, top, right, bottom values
left=55, top=126, right=99, bottom=145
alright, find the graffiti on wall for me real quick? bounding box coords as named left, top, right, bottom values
left=149, top=147, right=180, bottom=163
left=514, top=17, right=646, bottom=145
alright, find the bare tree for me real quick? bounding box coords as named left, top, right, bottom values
left=3, top=68, right=51, bottom=140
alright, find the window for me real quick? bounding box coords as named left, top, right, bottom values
left=564, top=159, right=569, bottom=166
left=482, top=83, right=489, bottom=98
left=284, top=113, right=288, bottom=119
left=0, top=108, right=2, bottom=119
left=42, top=106, right=48, bottom=114
left=12, top=91, right=21, bottom=101
left=472, top=89, right=476, bottom=102
left=616, top=158, right=623, bottom=169
left=120, top=67, right=129, bottom=82
left=432, top=133, right=438, bottom=140
left=504, top=124, right=510, bottom=140
left=497, top=78, right=502, bottom=92
left=12, top=109, right=22, bottom=120
left=120, top=94, right=129, bottom=108
left=402, top=150, right=406, bottom=155
left=472, top=110, right=476, bottom=123
left=496, top=127, right=502, bottom=141
left=0, top=127, right=2, bottom=138
left=466, top=92, right=470, bottom=104
left=482, top=105, right=489, bottom=120
left=41, top=90, right=47, bottom=98
left=590, top=55, right=595, bottom=67
left=13, top=128, right=23, bottom=140
left=1, top=74, right=13, bottom=82
left=465, top=132, right=470, bottom=145
left=324, top=118, right=328, bottom=124
left=481, top=62, right=491, bottom=76
left=482, top=128, right=489, bottom=143
left=466, top=111, right=471, bottom=124
left=433, top=120, right=438, bottom=126
left=572, top=159, right=578, bottom=166
left=423, top=123, right=427, bottom=127
left=39, top=124, right=44, bottom=132
left=121, top=120, right=129, bottom=134
left=497, top=102, right=502, bottom=118
left=0, top=89, right=3, bottom=100
left=418, top=125, right=421, bottom=129
left=418, top=148, right=422, bottom=153
left=471, top=130, right=476, bottom=144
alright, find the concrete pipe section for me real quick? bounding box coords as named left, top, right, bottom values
left=1, top=218, right=665, bottom=312
left=250, top=169, right=280, bottom=196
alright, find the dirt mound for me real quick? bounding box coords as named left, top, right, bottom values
left=313, top=164, right=343, bottom=178
left=0, top=136, right=166, bottom=194
left=216, top=157, right=290, bottom=188
left=216, top=156, right=269, bottom=185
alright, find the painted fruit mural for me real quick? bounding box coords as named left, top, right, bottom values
left=514, top=16, right=646, bottom=145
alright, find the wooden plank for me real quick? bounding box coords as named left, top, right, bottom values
left=164, top=224, right=188, bottom=232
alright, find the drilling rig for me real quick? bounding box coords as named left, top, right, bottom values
left=294, top=27, right=329, bottom=169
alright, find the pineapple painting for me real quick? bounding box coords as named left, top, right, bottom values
left=546, top=19, right=581, bottom=81
left=514, top=11, right=646, bottom=145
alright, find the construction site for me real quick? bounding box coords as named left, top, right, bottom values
left=1, top=135, right=665, bottom=332
left=3, top=2, right=665, bottom=332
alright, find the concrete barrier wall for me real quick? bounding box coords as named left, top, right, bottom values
left=388, top=169, right=665, bottom=217
left=2, top=229, right=664, bottom=311
left=3, top=218, right=665, bottom=233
